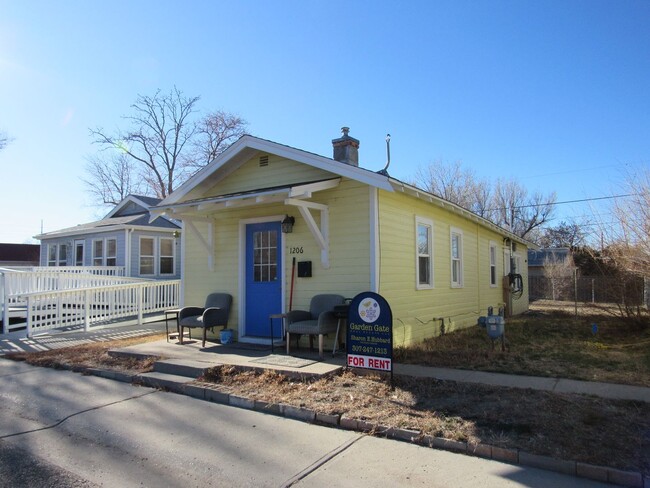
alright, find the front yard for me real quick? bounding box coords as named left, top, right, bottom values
left=4, top=301, right=650, bottom=476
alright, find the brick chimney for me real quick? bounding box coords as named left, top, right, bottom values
left=331, top=127, right=359, bottom=166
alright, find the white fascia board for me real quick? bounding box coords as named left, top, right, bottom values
left=35, top=224, right=178, bottom=241
left=160, top=135, right=394, bottom=207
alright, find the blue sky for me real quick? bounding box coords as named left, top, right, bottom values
left=1, top=0, right=648, bottom=243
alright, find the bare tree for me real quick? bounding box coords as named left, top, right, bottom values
left=490, top=179, right=557, bottom=239
left=543, top=253, right=575, bottom=300
left=90, top=87, right=199, bottom=199
left=412, top=160, right=492, bottom=217
left=538, top=220, right=587, bottom=249
left=86, top=88, right=247, bottom=205
left=189, top=110, right=248, bottom=169
left=601, top=167, right=650, bottom=280
left=412, top=160, right=556, bottom=239
left=83, top=153, right=144, bottom=206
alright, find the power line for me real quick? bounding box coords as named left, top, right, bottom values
left=487, top=193, right=635, bottom=211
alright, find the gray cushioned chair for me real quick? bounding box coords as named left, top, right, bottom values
left=179, top=293, right=232, bottom=347
left=286, top=294, right=345, bottom=359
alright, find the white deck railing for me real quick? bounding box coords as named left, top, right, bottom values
left=19, top=279, right=180, bottom=337
left=4, top=266, right=126, bottom=275
left=1, top=269, right=141, bottom=332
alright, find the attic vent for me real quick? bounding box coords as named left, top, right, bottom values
left=259, top=155, right=269, bottom=167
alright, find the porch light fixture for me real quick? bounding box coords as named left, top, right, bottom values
left=281, top=215, right=295, bottom=233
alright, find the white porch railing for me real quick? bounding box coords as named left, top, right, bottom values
left=19, top=279, right=180, bottom=337
left=7, top=266, right=126, bottom=276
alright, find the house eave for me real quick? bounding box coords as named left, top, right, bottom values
left=35, top=223, right=179, bottom=241
left=388, top=179, right=535, bottom=248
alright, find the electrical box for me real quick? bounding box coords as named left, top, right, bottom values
left=297, top=261, right=312, bottom=278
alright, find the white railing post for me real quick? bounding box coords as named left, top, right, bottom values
left=84, top=289, right=91, bottom=332
left=26, top=295, right=33, bottom=338
left=137, top=285, right=143, bottom=325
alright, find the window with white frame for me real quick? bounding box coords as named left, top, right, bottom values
left=416, top=217, right=434, bottom=288
left=489, top=242, right=497, bottom=287
left=75, top=241, right=84, bottom=266
left=93, top=240, right=104, bottom=266
left=139, top=237, right=155, bottom=275
left=450, top=228, right=463, bottom=287
left=106, top=238, right=117, bottom=266
left=47, top=244, right=67, bottom=266
left=159, top=238, right=175, bottom=275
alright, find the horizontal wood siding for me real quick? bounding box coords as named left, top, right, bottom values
left=203, top=153, right=336, bottom=196
left=377, top=190, right=528, bottom=347
left=182, top=178, right=371, bottom=343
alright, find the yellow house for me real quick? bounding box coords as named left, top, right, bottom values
left=153, top=129, right=530, bottom=349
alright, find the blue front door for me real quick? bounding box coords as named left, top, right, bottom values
left=245, top=222, right=282, bottom=337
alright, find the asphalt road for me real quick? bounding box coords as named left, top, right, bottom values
left=0, top=359, right=611, bottom=488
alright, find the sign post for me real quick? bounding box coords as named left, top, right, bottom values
left=346, top=292, right=393, bottom=384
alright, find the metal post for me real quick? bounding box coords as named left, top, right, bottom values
left=574, top=269, right=578, bottom=318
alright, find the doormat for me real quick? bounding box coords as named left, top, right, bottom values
left=250, top=354, right=318, bottom=368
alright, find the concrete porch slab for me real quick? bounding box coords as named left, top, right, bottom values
left=110, top=338, right=346, bottom=379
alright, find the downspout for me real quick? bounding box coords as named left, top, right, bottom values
left=125, top=228, right=133, bottom=277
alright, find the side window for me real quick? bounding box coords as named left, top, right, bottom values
left=159, top=238, right=174, bottom=275
left=451, top=228, right=463, bottom=288
left=93, top=240, right=104, bottom=266
left=48, top=244, right=57, bottom=267
left=58, top=244, right=68, bottom=266
left=140, top=237, right=155, bottom=275
left=415, top=217, right=434, bottom=289
left=106, top=239, right=117, bottom=267
left=489, top=242, right=497, bottom=287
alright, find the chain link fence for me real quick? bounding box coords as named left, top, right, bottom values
left=529, top=274, right=648, bottom=307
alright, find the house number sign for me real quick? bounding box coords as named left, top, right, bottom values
left=289, top=247, right=304, bottom=254
left=346, top=292, right=393, bottom=377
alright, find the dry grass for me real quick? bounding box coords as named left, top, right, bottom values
left=395, top=301, right=650, bottom=387
left=200, top=366, right=650, bottom=475
left=4, top=333, right=164, bottom=373
left=4, top=305, right=650, bottom=476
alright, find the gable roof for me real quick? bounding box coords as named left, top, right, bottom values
left=155, top=134, right=533, bottom=247
left=104, top=194, right=162, bottom=219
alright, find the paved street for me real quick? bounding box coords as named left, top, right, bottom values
left=0, top=359, right=611, bottom=488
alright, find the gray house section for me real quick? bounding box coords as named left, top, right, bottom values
left=35, top=195, right=181, bottom=279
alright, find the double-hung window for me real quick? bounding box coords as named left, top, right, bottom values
left=159, top=238, right=175, bottom=275
left=48, top=244, right=68, bottom=266
left=106, top=238, right=117, bottom=266
left=416, top=217, right=434, bottom=289
left=93, top=240, right=104, bottom=266
left=450, top=228, right=463, bottom=288
left=140, top=237, right=155, bottom=275
left=489, top=242, right=497, bottom=287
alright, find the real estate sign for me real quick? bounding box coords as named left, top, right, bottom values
left=346, top=292, right=393, bottom=374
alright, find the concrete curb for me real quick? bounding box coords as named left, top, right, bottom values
left=75, top=365, right=650, bottom=488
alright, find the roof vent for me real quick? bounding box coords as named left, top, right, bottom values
left=259, top=155, right=269, bottom=167
left=332, top=127, right=359, bottom=166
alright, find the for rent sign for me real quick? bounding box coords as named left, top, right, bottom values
left=346, top=292, right=393, bottom=374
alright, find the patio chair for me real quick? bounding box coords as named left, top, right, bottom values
left=286, top=294, right=345, bottom=359
left=179, top=293, right=232, bottom=347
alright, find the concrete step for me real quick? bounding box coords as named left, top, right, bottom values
left=134, top=371, right=194, bottom=393
left=153, top=358, right=217, bottom=379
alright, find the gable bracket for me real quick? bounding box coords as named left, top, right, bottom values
left=284, top=198, right=330, bottom=269
left=185, top=219, right=214, bottom=271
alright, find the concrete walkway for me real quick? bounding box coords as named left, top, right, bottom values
left=2, top=321, right=649, bottom=403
